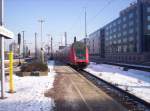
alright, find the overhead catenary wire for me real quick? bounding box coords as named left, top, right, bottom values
left=67, top=1, right=89, bottom=32
left=88, top=0, right=116, bottom=25
left=68, top=0, right=116, bottom=37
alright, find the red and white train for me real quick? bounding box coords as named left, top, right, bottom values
left=55, top=40, right=89, bottom=68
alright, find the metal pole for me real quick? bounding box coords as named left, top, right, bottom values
left=38, top=20, right=44, bottom=48
left=51, top=37, right=53, bottom=59
left=64, top=32, right=67, bottom=46
left=35, top=32, right=37, bottom=58
left=0, top=0, right=5, bottom=99
left=38, top=20, right=45, bottom=62
left=22, top=31, right=25, bottom=58
left=85, top=7, right=87, bottom=45
left=19, top=42, right=21, bottom=65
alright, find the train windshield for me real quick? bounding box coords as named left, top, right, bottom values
left=73, top=42, right=86, bottom=60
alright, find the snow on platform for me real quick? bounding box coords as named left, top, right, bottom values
left=85, top=62, right=150, bottom=103
left=0, top=60, right=56, bottom=111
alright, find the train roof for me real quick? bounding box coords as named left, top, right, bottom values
left=57, top=41, right=86, bottom=53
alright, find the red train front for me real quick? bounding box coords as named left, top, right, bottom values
left=69, top=41, right=89, bottom=68
left=55, top=41, right=89, bottom=68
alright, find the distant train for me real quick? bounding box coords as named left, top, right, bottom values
left=55, top=38, right=89, bottom=68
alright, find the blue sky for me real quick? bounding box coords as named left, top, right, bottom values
left=5, top=0, right=136, bottom=51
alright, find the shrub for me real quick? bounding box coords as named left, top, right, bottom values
left=21, top=62, right=48, bottom=72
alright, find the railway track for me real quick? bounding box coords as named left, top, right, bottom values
left=90, top=58, right=150, bottom=72
left=70, top=66, right=150, bottom=111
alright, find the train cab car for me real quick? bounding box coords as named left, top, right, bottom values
left=55, top=41, right=89, bottom=69
left=70, top=41, right=89, bottom=68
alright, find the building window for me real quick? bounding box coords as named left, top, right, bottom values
left=105, top=31, right=108, bottom=36
left=147, top=25, right=150, bottom=30
left=129, top=21, right=134, bottom=26
left=113, top=22, right=116, bottom=27
left=123, top=30, right=127, bottom=36
left=110, top=29, right=113, bottom=34
left=123, top=17, right=126, bottom=22
left=147, top=7, right=150, bottom=13
left=110, top=35, right=112, bottom=40
left=113, top=40, right=117, bottom=44
left=129, top=13, right=133, bottom=19
left=129, top=36, right=134, bottom=42
left=123, top=24, right=127, bottom=29
left=147, top=16, right=150, bottom=21
left=123, top=45, right=127, bottom=52
left=106, top=26, right=109, bottom=31
left=114, top=34, right=116, bottom=38
left=117, top=19, right=121, bottom=24
left=118, top=45, right=122, bottom=52
left=123, top=38, right=127, bottom=43
left=110, top=41, right=112, bottom=45
left=118, top=33, right=121, bottom=37
left=129, top=44, right=134, bottom=52
left=93, top=40, right=94, bottom=47
left=118, top=27, right=121, bottom=31
left=109, top=24, right=112, bottom=29
left=129, top=28, right=134, bottom=34
left=118, top=39, right=121, bottom=44
left=113, top=28, right=116, bottom=33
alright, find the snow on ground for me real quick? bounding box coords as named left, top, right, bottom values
left=0, top=60, right=56, bottom=111
left=85, top=62, right=150, bottom=103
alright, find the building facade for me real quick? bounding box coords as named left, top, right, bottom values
left=87, top=0, right=150, bottom=64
